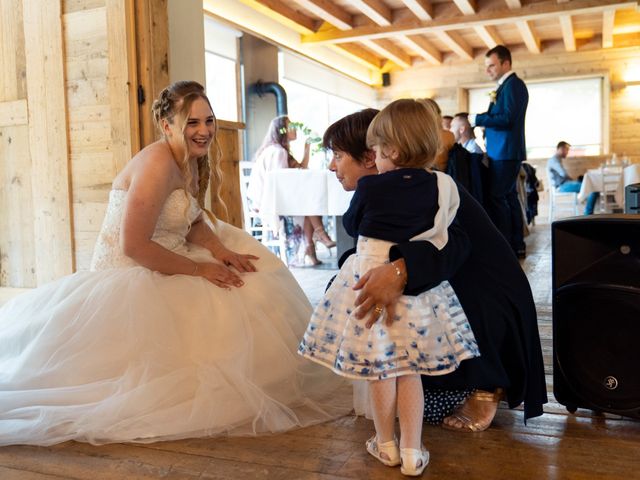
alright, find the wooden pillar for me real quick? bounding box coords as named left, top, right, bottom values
left=212, top=120, right=245, bottom=228
left=134, top=0, right=169, bottom=147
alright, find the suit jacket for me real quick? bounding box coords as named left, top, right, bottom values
left=475, top=73, right=528, bottom=161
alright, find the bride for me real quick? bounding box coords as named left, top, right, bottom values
left=0, top=81, right=351, bottom=446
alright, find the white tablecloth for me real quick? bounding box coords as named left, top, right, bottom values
left=260, top=169, right=353, bottom=216
left=578, top=168, right=624, bottom=205
left=623, top=164, right=640, bottom=188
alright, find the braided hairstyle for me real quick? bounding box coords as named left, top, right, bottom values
left=151, top=81, right=227, bottom=221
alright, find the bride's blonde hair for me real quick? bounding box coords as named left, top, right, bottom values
left=151, top=81, right=227, bottom=222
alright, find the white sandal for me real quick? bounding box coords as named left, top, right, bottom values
left=400, top=447, right=430, bottom=476
left=365, top=435, right=401, bottom=467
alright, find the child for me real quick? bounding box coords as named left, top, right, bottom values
left=298, top=99, right=480, bottom=476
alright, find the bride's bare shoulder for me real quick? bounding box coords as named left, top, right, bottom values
left=134, top=141, right=174, bottom=165
left=113, top=141, right=177, bottom=190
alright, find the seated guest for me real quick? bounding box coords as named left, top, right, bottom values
left=451, top=113, right=484, bottom=154
left=247, top=115, right=336, bottom=266
left=423, top=98, right=456, bottom=172
left=442, top=115, right=453, bottom=131
left=546, top=141, right=598, bottom=215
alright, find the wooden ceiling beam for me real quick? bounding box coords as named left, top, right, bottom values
left=254, top=0, right=318, bottom=33
left=434, top=30, right=474, bottom=60
left=400, top=0, right=433, bottom=21
left=602, top=9, right=616, bottom=48
left=516, top=20, right=541, bottom=53
left=362, top=38, right=413, bottom=68
left=399, top=34, right=442, bottom=64
left=250, top=0, right=383, bottom=71
left=452, top=0, right=476, bottom=15
left=474, top=25, right=503, bottom=49
left=330, top=43, right=384, bottom=69
left=292, top=0, right=353, bottom=30
left=302, top=0, right=636, bottom=44
left=350, top=0, right=393, bottom=26
left=559, top=15, right=577, bottom=51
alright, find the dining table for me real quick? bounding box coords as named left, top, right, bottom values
left=260, top=168, right=354, bottom=258
left=577, top=164, right=640, bottom=208
left=577, top=167, right=625, bottom=207
left=260, top=168, right=353, bottom=216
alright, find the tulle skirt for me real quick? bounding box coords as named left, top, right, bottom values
left=0, top=222, right=351, bottom=446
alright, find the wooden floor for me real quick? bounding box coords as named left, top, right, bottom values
left=2, top=212, right=640, bottom=479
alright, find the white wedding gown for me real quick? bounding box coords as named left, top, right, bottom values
left=0, top=189, right=351, bottom=446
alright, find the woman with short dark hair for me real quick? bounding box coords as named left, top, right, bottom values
left=323, top=108, right=547, bottom=432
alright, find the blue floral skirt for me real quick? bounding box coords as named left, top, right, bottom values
left=298, top=237, right=480, bottom=380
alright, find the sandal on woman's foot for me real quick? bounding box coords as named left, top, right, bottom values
left=442, top=388, right=504, bottom=433
left=365, top=435, right=400, bottom=467
left=312, top=227, right=336, bottom=249
left=303, top=245, right=322, bottom=266
left=400, top=447, right=429, bottom=476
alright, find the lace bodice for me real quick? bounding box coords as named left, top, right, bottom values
left=90, top=189, right=202, bottom=270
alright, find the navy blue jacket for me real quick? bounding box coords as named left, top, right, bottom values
left=389, top=184, right=547, bottom=421
left=343, top=169, right=438, bottom=243
left=475, top=73, right=528, bottom=161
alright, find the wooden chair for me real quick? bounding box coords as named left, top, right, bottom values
left=239, top=161, right=288, bottom=265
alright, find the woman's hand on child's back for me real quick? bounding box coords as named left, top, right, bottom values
left=352, top=261, right=406, bottom=328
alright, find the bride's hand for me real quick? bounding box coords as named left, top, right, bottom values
left=196, top=262, right=246, bottom=289
left=213, top=246, right=258, bottom=273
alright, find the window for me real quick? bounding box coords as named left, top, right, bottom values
left=204, top=17, right=241, bottom=122
left=279, top=52, right=375, bottom=168
left=468, top=77, right=603, bottom=159
left=281, top=79, right=369, bottom=169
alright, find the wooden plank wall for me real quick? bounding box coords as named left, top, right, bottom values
left=0, top=0, right=35, bottom=288
left=62, top=0, right=136, bottom=272
left=1, top=0, right=74, bottom=287
left=0, top=0, right=136, bottom=288
left=380, top=44, right=640, bottom=165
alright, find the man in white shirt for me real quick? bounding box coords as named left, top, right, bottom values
left=451, top=113, right=484, bottom=154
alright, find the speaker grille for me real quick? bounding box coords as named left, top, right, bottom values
left=554, top=283, right=640, bottom=412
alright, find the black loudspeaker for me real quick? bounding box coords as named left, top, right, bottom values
left=625, top=183, right=640, bottom=214
left=381, top=72, right=391, bottom=87
left=552, top=215, right=640, bottom=418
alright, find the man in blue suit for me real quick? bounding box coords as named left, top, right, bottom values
left=471, top=45, right=528, bottom=258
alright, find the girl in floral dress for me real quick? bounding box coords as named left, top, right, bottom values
left=298, top=99, right=480, bottom=476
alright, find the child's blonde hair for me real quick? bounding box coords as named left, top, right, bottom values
left=366, top=98, right=441, bottom=168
